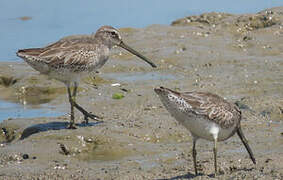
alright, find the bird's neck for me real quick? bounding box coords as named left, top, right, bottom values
left=93, top=33, right=113, bottom=49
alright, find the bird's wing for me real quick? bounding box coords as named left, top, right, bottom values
left=181, top=91, right=240, bottom=128
left=17, top=38, right=99, bottom=68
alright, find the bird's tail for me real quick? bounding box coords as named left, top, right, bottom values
left=237, top=127, right=256, bottom=164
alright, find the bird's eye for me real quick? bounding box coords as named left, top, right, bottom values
left=110, top=32, right=116, bottom=36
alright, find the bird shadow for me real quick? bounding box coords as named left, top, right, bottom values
left=20, top=121, right=103, bottom=140
left=156, top=172, right=200, bottom=180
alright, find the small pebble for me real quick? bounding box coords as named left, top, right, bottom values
left=120, top=88, right=128, bottom=92
left=265, top=158, right=272, bottom=163
left=22, top=154, right=29, bottom=159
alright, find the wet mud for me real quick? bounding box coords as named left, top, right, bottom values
left=0, top=6, right=283, bottom=179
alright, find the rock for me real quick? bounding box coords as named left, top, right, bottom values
left=58, top=143, right=70, bottom=155
left=171, top=8, right=282, bottom=32
left=171, top=12, right=233, bottom=26
left=0, top=76, right=18, bottom=87
left=22, top=154, right=29, bottom=159
left=0, top=126, right=17, bottom=143
left=235, top=11, right=281, bottom=31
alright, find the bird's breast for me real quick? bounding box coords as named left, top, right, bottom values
left=87, top=47, right=110, bottom=71
left=163, top=102, right=236, bottom=141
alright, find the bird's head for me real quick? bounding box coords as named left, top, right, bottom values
left=95, top=25, right=157, bottom=68
left=154, top=86, right=180, bottom=99
left=95, top=26, right=122, bottom=47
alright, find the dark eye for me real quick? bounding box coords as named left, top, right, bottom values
left=110, top=32, right=116, bottom=36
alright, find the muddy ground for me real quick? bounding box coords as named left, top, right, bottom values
left=0, top=6, right=283, bottom=180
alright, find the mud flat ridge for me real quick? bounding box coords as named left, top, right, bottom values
left=1, top=6, right=283, bottom=179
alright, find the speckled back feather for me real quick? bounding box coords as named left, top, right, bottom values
left=157, top=87, right=241, bottom=129
left=181, top=91, right=241, bottom=128
left=17, top=36, right=105, bottom=73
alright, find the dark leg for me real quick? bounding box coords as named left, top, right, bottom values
left=67, top=85, right=76, bottom=129
left=213, top=138, right=218, bottom=176
left=72, top=82, right=101, bottom=124
left=237, top=126, right=256, bottom=164
left=192, top=137, right=198, bottom=175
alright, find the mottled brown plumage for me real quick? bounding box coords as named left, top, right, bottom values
left=154, top=86, right=256, bottom=176
left=175, top=90, right=241, bottom=129
left=17, top=25, right=157, bottom=129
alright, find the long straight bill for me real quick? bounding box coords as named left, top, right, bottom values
left=118, top=41, right=157, bottom=68
left=237, top=127, right=256, bottom=164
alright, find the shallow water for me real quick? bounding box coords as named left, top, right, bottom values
left=0, top=100, right=63, bottom=122
left=0, top=0, right=282, bottom=61
left=103, top=72, right=178, bottom=82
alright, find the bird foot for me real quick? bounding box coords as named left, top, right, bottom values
left=87, top=112, right=102, bottom=120
left=82, top=112, right=103, bottom=124
left=195, top=171, right=198, bottom=176
left=67, top=124, right=77, bottom=129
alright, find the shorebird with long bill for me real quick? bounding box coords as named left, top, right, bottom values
left=17, top=26, right=157, bottom=129
left=154, top=86, right=256, bottom=176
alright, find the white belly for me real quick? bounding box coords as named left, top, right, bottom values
left=25, top=52, right=109, bottom=84
left=167, top=108, right=237, bottom=141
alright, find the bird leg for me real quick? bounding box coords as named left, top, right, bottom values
left=213, top=138, right=218, bottom=176
left=67, top=85, right=76, bottom=129
left=236, top=127, right=256, bottom=164
left=72, top=82, right=101, bottom=124
left=192, top=137, right=198, bottom=175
